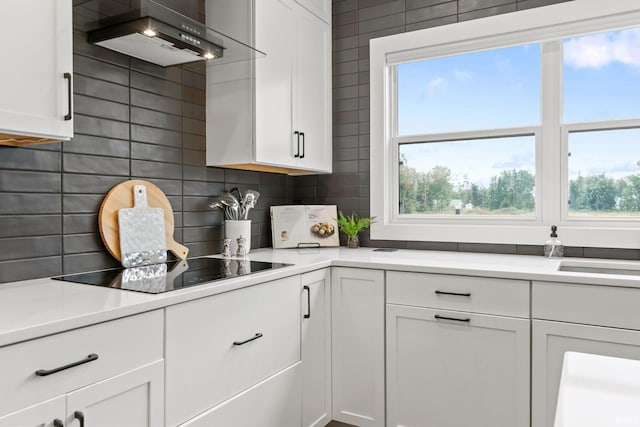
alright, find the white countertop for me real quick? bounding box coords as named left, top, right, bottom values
left=2, top=247, right=640, bottom=348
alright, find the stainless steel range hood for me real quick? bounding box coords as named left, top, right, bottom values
left=76, top=0, right=264, bottom=67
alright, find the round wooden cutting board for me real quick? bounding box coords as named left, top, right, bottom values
left=99, top=180, right=189, bottom=261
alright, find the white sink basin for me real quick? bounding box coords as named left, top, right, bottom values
left=557, top=260, right=640, bottom=276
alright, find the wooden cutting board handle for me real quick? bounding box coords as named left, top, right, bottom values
left=99, top=180, right=189, bottom=261
left=167, top=239, right=189, bottom=259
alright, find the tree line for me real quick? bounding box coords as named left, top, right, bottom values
left=400, top=159, right=640, bottom=215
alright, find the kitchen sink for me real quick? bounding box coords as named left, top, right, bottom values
left=557, top=260, right=640, bottom=276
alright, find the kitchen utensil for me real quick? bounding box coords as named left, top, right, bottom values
left=229, top=187, right=243, bottom=204
left=242, top=190, right=260, bottom=219
left=208, top=200, right=224, bottom=210
left=117, top=185, right=167, bottom=267
left=220, top=193, right=240, bottom=220
left=99, top=180, right=189, bottom=261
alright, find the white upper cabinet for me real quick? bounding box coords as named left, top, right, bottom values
left=295, top=0, right=331, bottom=23
left=253, top=0, right=295, bottom=170
left=0, top=0, right=73, bottom=146
left=293, top=5, right=332, bottom=172
left=206, top=0, right=332, bottom=174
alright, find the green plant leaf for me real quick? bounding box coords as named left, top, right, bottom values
left=336, top=211, right=376, bottom=238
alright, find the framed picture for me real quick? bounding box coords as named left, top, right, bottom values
left=270, top=205, right=339, bottom=248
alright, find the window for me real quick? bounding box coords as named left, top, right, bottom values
left=399, top=135, right=536, bottom=216
left=370, top=0, right=640, bottom=247
left=562, top=28, right=640, bottom=221
left=397, top=44, right=541, bottom=135
left=396, top=43, right=540, bottom=218
left=563, top=28, right=640, bottom=123
left=567, top=128, right=640, bottom=217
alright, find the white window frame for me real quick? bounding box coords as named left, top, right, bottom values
left=370, top=0, right=640, bottom=248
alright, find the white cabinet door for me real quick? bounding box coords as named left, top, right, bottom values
left=254, top=0, right=296, bottom=168
left=206, top=0, right=332, bottom=174
left=301, top=269, right=331, bottom=427
left=0, top=396, right=65, bottom=427
left=182, top=363, right=302, bottom=427
left=0, top=0, right=73, bottom=142
left=387, top=305, right=530, bottom=427
left=295, top=6, right=332, bottom=173
left=532, top=320, right=640, bottom=427
left=331, top=267, right=385, bottom=427
left=65, top=361, right=164, bottom=427
left=295, top=0, right=331, bottom=23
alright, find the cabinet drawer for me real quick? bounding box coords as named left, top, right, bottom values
left=182, top=362, right=302, bottom=427
left=533, top=281, right=640, bottom=329
left=0, top=310, right=163, bottom=416
left=387, top=271, right=529, bottom=317
left=165, top=276, right=301, bottom=427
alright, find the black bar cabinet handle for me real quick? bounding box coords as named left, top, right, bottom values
left=35, top=353, right=98, bottom=377
left=64, top=72, right=72, bottom=121
left=303, top=285, right=311, bottom=319
left=435, top=290, right=471, bottom=297
left=53, top=419, right=64, bottom=427
left=435, top=314, right=471, bottom=323
left=294, top=131, right=300, bottom=158
left=74, top=411, right=85, bottom=427
left=299, top=132, right=305, bottom=159
left=233, top=332, right=263, bottom=346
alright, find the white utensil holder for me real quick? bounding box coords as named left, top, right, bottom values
left=225, top=220, right=251, bottom=255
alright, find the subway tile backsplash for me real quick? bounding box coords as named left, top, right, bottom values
left=0, top=2, right=290, bottom=283
left=0, top=0, right=636, bottom=284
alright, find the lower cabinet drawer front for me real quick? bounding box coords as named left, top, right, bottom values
left=0, top=310, right=163, bottom=416
left=533, top=281, right=640, bottom=329
left=181, top=362, right=302, bottom=427
left=165, top=276, right=301, bottom=427
left=387, top=271, right=529, bottom=317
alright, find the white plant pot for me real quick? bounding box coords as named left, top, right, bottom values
left=225, top=220, right=251, bottom=255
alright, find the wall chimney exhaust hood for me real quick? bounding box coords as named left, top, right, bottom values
left=76, top=0, right=265, bottom=67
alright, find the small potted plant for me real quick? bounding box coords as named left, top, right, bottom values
left=337, top=211, right=375, bottom=248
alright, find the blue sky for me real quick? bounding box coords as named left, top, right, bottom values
left=398, top=28, right=640, bottom=187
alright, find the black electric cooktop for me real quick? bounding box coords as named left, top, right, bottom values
left=52, top=257, right=292, bottom=294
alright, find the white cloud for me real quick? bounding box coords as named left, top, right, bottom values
left=564, top=28, right=640, bottom=69
left=452, top=69, right=472, bottom=81
left=426, top=77, right=446, bottom=99
left=491, top=151, right=535, bottom=169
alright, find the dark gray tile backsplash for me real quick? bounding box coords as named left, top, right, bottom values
left=1, top=0, right=633, bottom=284
left=0, top=4, right=290, bottom=283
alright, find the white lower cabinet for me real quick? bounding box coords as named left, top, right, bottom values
left=386, top=271, right=530, bottom=427
left=331, top=267, right=385, bottom=427
left=0, top=397, right=65, bottom=427
left=181, top=362, right=302, bottom=427
left=532, top=320, right=640, bottom=427
left=165, top=276, right=301, bottom=426
left=15, top=264, right=640, bottom=427
left=387, top=305, right=530, bottom=427
left=65, top=361, right=164, bottom=427
left=301, top=269, right=332, bottom=427
left=0, top=311, right=164, bottom=427
left=532, top=280, right=640, bottom=427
